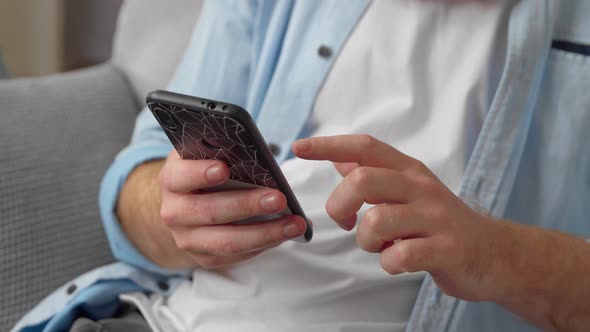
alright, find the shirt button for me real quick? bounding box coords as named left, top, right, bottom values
left=157, top=281, right=169, bottom=291
left=317, top=45, right=332, bottom=58
left=66, top=284, right=77, bottom=295
left=268, top=143, right=281, bottom=157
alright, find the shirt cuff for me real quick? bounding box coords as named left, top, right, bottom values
left=99, top=144, right=192, bottom=277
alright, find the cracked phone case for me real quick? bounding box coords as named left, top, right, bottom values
left=147, top=90, right=312, bottom=242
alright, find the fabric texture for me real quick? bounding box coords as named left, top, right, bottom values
left=69, top=306, right=151, bottom=332
left=98, top=0, right=371, bottom=279
left=155, top=1, right=511, bottom=330
left=3, top=0, right=203, bottom=329
left=69, top=316, right=150, bottom=332
left=0, top=64, right=136, bottom=331
left=11, top=0, right=590, bottom=331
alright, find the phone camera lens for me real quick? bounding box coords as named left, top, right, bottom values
left=154, top=107, right=178, bottom=130
left=207, top=102, right=217, bottom=110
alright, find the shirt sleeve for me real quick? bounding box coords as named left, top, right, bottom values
left=99, top=0, right=259, bottom=277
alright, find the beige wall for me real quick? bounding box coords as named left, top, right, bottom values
left=0, top=0, right=65, bottom=77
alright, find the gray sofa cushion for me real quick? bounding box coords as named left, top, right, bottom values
left=0, top=64, right=137, bottom=331
left=0, top=51, right=8, bottom=78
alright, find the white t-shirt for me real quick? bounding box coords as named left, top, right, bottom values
left=133, top=1, right=512, bottom=331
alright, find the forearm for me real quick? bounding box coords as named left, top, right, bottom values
left=116, top=160, right=196, bottom=269
left=493, top=221, right=590, bottom=331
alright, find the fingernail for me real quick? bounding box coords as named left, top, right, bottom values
left=206, top=165, right=224, bottom=183
left=283, top=220, right=304, bottom=237
left=260, top=193, right=279, bottom=211
left=293, top=139, right=312, bottom=153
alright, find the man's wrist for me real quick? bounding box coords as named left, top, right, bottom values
left=118, top=160, right=196, bottom=269
left=490, top=221, right=590, bottom=330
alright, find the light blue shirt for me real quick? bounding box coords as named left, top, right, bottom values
left=13, top=0, right=590, bottom=331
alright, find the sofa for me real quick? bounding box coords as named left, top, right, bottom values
left=0, top=1, right=203, bottom=329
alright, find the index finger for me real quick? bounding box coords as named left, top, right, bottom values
left=292, top=135, right=421, bottom=172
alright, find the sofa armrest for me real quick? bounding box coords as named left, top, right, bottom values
left=0, top=64, right=138, bottom=331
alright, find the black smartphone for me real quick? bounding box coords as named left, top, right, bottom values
left=147, top=90, right=312, bottom=242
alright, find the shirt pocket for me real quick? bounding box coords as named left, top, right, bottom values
left=551, top=40, right=590, bottom=57
left=505, top=45, right=590, bottom=236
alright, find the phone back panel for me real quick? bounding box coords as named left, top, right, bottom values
left=147, top=90, right=312, bottom=242
left=148, top=101, right=278, bottom=189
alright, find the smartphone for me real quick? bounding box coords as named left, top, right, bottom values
left=147, top=90, right=312, bottom=242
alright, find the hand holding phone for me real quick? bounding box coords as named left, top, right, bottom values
left=147, top=90, right=311, bottom=269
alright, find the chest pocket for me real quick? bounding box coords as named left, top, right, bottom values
left=504, top=2, right=590, bottom=236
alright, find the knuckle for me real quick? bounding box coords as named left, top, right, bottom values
left=427, top=203, right=448, bottom=223
left=219, top=238, right=241, bottom=255
left=440, top=234, right=460, bottom=253
left=192, top=198, right=216, bottom=224
left=394, top=243, right=414, bottom=271
left=174, top=236, right=192, bottom=251
left=356, top=228, right=376, bottom=252
left=349, top=167, right=371, bottom=187
left=380, top=254, right=399, bottom=275
left=159, top=206, right=176, bottom=226
left=203, top=238, right=241, bottom=256
left=235, top=194, right=256, bottom=215
left=199, top=239, right=216, bottom=255
left=416, top=175, right=436, bottom=190
left=363, top=208, right=383, bottom=232
left=412, top=160, right=430, bottom=174
left=365, top=206, right=406, bottom=234
left=358, top=134, right=378, bottom=149
left=416, top=176, right=443, bottom=197
left=386, top=206, right=407, bottom=224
